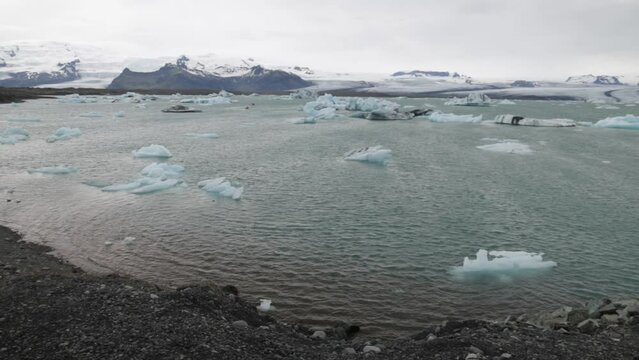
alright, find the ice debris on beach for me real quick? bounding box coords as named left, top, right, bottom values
left=186, top=133, right=219, bottom=139
left=257, top=299, right=272, bottom=312
left=197, top=178, right=243, bottom=200
left=477, top=140, right=532, bottom=154
left=28, top=165, right=78, bottom=175
left=0, top=127, right=29, bottom=145
left=132, top=144, right=172, bottom=158
left=592, top=114, right=639, bottom=130
left=345, top=146, right=392, bottom=165
left=427, top=111, right=482, bottom=123
left=452, top=249, right=557, bottom=277
left=102, top=163, right=184, bottom=194
left=46, top=127, right=82, bottom=143
left=445, top=93, right=492, bottom=106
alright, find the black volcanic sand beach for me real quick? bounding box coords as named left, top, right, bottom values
left=0, top=225, right=638, bottom=359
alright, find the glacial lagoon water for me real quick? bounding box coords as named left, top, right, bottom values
left=1, top=95, right=638, bottom=336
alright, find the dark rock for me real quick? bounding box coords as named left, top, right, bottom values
left=577, top=319, right=599, bottom=334
left=221, top=285, right=239, bottom=296
left=567, top=309, right=589, bottom=326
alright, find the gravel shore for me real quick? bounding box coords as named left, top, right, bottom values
left=1, top=225, right=637, bottom=359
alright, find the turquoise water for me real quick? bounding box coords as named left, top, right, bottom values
left=1, top=96, right=638, bottom=336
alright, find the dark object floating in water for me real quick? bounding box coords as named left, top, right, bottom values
left=161, top=105, right=202, bottom=113
left=366, top=108, right=432, bottom=121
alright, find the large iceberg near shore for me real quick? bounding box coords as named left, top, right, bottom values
left=102, top=162, right=184, bottom=194
left=198, top=178, right=243, bottom=200
left=132, top=144, right=173, bottom=158
left=28, top=166, right=78, bottom=175
left=445, top=93, right=492, bottom=106
left=345, top=146, right=392, bottom=165
left=452, top=249, right=557, bottom=278
left=427, top=111, right=482, bottom=123
left=46, top=127, right=82, bottom=143
left=0, top=128, right=30, bottom=145
left=592, top=114, right=639, bottom=130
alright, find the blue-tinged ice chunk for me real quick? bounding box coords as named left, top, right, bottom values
left=593, top=114, right=639, bottom=130
left=428, top=112, right=482, bottom=123
left=452, top=249, right=557, bottom=280
left=344, top=146, right=392, bottom=165
left=132, top=144, right=172, bottom=158
left=0, top=128, right=30, bottom=145
left=28, top=166, right=77, bottom=175
left=198, top=178, right=243, bottom=200
left=140, top=163, right=184, bottom=179
left=445, top=93, right=492, bottom=106
left=46, top=127, right=82, bottom=143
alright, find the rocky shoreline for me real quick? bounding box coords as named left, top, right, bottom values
left=1, top=225, right=637, bottom=359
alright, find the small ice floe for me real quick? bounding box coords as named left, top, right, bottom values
left=217, top=90, right=234, bottom=97
left=577, top=121, right=593, bottom=127
left=132, top=144, right=172, bottom=158
left=104, top=241, right=113, bottom=246
left=596, top=104, right=620, bottom=110
left=451, top=249, right=557, bottom=280
left=494, top=114, right=576, bottom=127
left=28, top=166, right=78, bottom=175
left=477, top=141, right=532, bottom=155
left=427, top=111, right=482, bottom=123
left=122, top=236, right=136, bottom=245
left=445, top=93, right=492, bottom=106
left=102, top=163, right=184, bottom=195
left=186, top=133, right=219, bottom=139
left=344, top=146, right=392, bottom=165
left=197, top=178, right=243, bottom=200
left=498, top=99, right=516, bottom=105
left=592, top=114, right=639, bottom=130
left=0, top=128, right=29, bottom=145
left=60, top=94, right=98, bottom=104
left=82, top=180, right=112, bottom=188
left=79, top=111, right=104, bottom=118
left=113, top=111, right=125, bottom=118
left=180, top=97, right=231, bottom=105
left=602, top=160, right=611, bottom=164
left=257, top=299, right=272, bottom=312
left=46, top=127, right=82, bottom=143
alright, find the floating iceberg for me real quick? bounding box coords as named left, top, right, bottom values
left=132, top=144, right=173, bottom=158
left=46, top=127, right=82, bottom=143
left=345, top=97, right=400, bottom=112
left=79, top=111, right=104, bottom=118
left=477, top=141, right=532, bottom=155
left=0, top=128, right=29, bottom=145
left=596, top=105, right=620, bottom=110
left=218, top=90, right=234, bottom=97
left=592, top=114, right=639, bottom=130
left=197, top=178, right=243, bottom=200
left=186, top=133, right=219, bottom=139
left=428, top=111, right=482, bottom=123
left=452, top=249, right=557, bottom=278
left=494, top=114, right=576, bottom=127
left=29, top=166, right=78, bottom=175
left=162, top=104, right=202, bottom=113
left=498, top=99, right=516, bottom=105
left=286, top=89, right=317, bottom=99
left=102, top=163, right=184, bottom=194
left=445, top=93, right=492, bottom=106
left=179, top=97, right=231, bottom=105
left=60, top=94, right=98, bottom=104
left=344, top=146, right=392, bottom=165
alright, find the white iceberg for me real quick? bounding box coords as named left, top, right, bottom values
left=257, top=299, right=272, bottom=312
left=592, top=114, right=639, bottom=130
left=102, top=163, right=184, bottom=194
left=218, top=90, right=234, bottom=97
left=428, top=112, right=482, bottom=123
left=477, top=141, right=532, bottom=154
left=498, top=99, right=516, bottom=105
left=345, top=97, right=400, bottom=112
left=132, top=144, right=173, bottom=158
left=140, top=163, right=184, bottom=179
left=452, top=249, right=557, bottom=277
left=186, top=133, right=219, bottom=139
left=46, top=127, right=82, bottom=143
left=197, top=178, right=243, bottom=200
left=344, top=146, right=392, bottom=165
left=28, top=166, right=78, bottom=175
left=445, top=93, right=492, bottom=106
left=0, top=128, right=30, bottom=145
left=494, top=115, right=576, bottom=127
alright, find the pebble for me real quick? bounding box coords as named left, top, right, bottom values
left=469, top=346, right=483, bottom=355
left=363, top=345, right=381, bottom=353
left=311, top=330, right=326, bottom=339
left=501, top=353, right=512, bottom=359
left=232, top=320, right=248, bottom=329
left=427, top=334, right=437, bottom=342
left=343, top=347, right=356, bottom=355
left=465, top=354, right=479, bottom=360
left=150, top=294, right=159, bottom=299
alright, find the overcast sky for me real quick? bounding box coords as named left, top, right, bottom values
left=1, top=0, right=638, bottom=80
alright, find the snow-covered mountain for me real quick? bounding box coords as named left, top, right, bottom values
left=390, top=70, right=473, bottom=84
left=565, top=74, right=624, bottom=85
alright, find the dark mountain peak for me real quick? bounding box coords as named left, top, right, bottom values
left=248, top=65, right=266, bottom=76
left=176, top=55, right=190, bottom=69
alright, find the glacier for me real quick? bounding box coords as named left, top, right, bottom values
left=0, top=127, right=30, bottom=145
left=132, top=144, right=173, bottom=158
left=46, top=127, right=82, bottom=143
left=593, top=114, right=639, bottom=130
left=28, top=165, right=78, bottom=175
left=427, top=111, right=482, bottom=123
left=452, top=249, right=557, bottom=278
left=197, top=178, right=243, bottom=200
left=477, top=141, right=532, bottom=154
left=344, top=146, right=392, bottom=165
